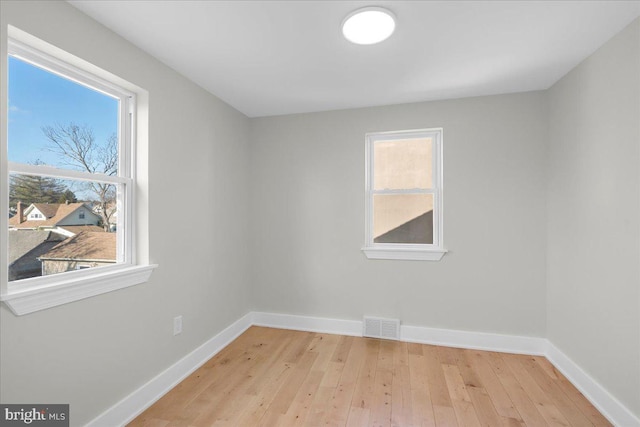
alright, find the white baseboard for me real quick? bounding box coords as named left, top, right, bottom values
left=545, top=341, right=640, bottom=427
left=252, top=311, right=362, bottom=336
left=87, top=311, right=638, bottom=427
left=86, top=312, right=253, bottom=427
left=401, top=324, right=547, bottom=355
left=252, top=312, right=546, bottom=356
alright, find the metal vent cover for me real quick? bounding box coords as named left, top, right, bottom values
left=363, top=316, right=400, bottom=340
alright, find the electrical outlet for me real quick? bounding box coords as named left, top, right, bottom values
left=173, top=315, right=182, bottom=336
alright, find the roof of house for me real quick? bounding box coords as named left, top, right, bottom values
left=30, top=203, right=62, bottom=219
left=59, top=225, right=106, bottom=235
left=9, top=203, right=92, bottom=229
left=39, top=231, right=117, bottom=262
left=374, top=210, right=434, bottom=245
left=8, top=230, right=67, bottom=265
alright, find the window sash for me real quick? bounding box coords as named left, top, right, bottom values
left=371, top=188, right=437, bottom=195
left=8, top=38, right=135, bottom=182
left=8, top=162, right=131, bottom=185
left=366, top=192, right=442, bottom=246
left=7, top=174, right=131, bottom=287
left=9, top=39, right=132, bottom=102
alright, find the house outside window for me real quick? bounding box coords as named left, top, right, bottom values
left=0, top=29, right=155, bottom=315
left=362, top=128, right=447, bottom=261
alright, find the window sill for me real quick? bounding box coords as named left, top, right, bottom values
left=0, top=264, right=158, bottom=315
left=362, top=247, right=447, bottom=261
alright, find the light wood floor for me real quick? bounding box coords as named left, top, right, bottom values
left=129, top=326, right=611, bottom=427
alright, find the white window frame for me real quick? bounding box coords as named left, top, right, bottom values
left=0, top=31, right=156, bottom=315
left=362, top=128, right=447, bottom=261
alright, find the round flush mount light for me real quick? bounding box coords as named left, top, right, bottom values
left=342, top=7, right=396, bottom=45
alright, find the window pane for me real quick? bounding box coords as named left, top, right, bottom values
left=373, top=193, right=433, bottom=244
left=8, top=55, right=119, bottom=173
left=374, top=138, right=432, bottom=190
left=9, top=174, right=119, bottom=282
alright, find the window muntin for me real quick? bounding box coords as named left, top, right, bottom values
left=6, top=39, right=134, bottom=288
left=363, top=128, right=445, bottom=260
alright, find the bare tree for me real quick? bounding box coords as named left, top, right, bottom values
left=42, top=123, right=118, bottom=231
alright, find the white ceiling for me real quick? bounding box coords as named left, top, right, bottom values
left=69, top=1, right=640, bottom=118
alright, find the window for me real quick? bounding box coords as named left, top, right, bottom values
left=362, top=128, right=447, bottom=261
left=1, top=30, right=155, bottom=315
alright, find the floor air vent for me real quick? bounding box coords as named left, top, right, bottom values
left=363, top=316, right=400, bottom=340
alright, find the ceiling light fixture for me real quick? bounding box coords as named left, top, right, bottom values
left=342, top=7, right=396, bottom=45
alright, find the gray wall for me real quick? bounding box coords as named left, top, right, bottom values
left=0, top=1, right=250, bottom=425
left=547, top=18, right=640, bottom=416
left=249, top=92, right=548, bottom=337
